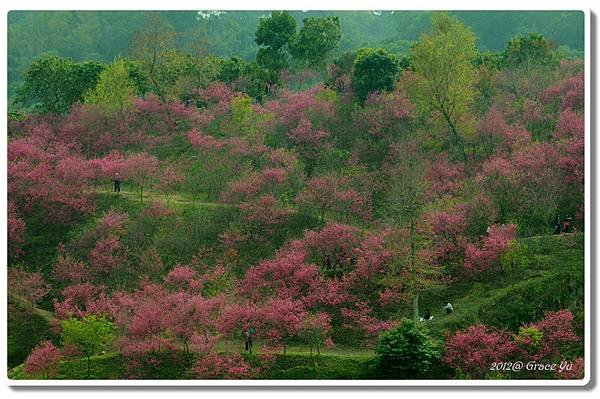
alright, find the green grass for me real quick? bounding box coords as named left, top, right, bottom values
left=7, top=310, right=57, bottom=368
left=261, top=353, right=377, bottom=379
left=8, top=352, right=124, bottom=380
left=8, top=351, right=377, bottom=380
left=93, top=185, right=230, bottom=209
left=216, top=339, right=374, bottom=358
left=419, top=233, right=584, bottom=338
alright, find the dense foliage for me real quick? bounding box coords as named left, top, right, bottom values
left=375, top=319, right=441, bottom=378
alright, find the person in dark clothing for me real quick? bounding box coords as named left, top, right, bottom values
left=554, top=215, right=562, bottom=234
left=324, top=254, right=333, bottom=271
left=422, top=309, right=432, bottom=321
left=244, top=330, right=252, bottom=353
left=563, top=216, right=572, bottom=233
left=113, top=172, right=121, bottom=193
left=244, top=327, right=256, bottom=353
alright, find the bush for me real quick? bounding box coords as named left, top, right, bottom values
left=500, top=240, right=531, bottom=275
left=374, top=318, right=440, bottom=378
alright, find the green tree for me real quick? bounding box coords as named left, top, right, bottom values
left=255, top=11, right=297, bottom=77
left=123, top=60, right=149, bottom=96
left=501, top=32, right=558, bottom=68
left=256, top=47, right=289, bottom=76
left=85, top=59, right=136, bottom=115
left=61, top=315, right=115, bottom=377
left=351, top=48, right=399, bottom=103
left=255, top=11, right=297, bottom=52
left=407, top=12, right=478, bottom=160
left=291, top=16, right=342, bottom=69
left=218, top=56, right=246, bottom=83
left=375, top=318, right=441, bottom=378
left=498, top=33, right=560, bottom=100
left=15, top=55, right=105, bottom=114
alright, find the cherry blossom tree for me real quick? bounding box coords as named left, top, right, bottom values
left=464, top=224, right=517, bottom=273
left=24, top=340, right=62, bottom=379
left=443, top=325, right=516, bottom=378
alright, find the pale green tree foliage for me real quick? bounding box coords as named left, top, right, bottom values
left=407, top=12, right=478, bottom=160
left=85, top=59, right=135, bottom=115
left=61, top=315, right=115, bottom=376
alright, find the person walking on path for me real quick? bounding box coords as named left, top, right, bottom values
left=113, top=172, right=121, bottom=193
left=244, top=327, right=255, bottom=354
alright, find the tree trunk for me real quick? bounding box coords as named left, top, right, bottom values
left=413, top=294, right=419, bottom=321
left=409, top=219, right=419, bottom=320
left=442, top=111, right=467, bottom=162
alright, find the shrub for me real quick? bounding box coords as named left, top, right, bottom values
left=375, top=318, right=440, bottom=378
left=500, top=240, right=531, bottom=275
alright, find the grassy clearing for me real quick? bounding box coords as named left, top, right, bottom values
left=420, top=233, right=584, bottom=338
left=92, top=185, right=229, bottom=209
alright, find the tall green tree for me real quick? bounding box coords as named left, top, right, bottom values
left=502, top=33, right=558, bottom=68
left=85, top=59, right=136, bottom=115
left=498, top=33, right=560, bottom=100
left=407, top=12, right=478, bottom=160
left=351, top=48, right=399, bottom=103
left=291, top=16, right=342, bottom=69
left=255, top=11, right=297, bottom=52
left=61, top=315, right=115, bottom=377
left=254, top=11, right=297, bottom=79
left=15, top=55, right=105, bottom=114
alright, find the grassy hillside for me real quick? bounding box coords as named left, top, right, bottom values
left=9, top=228, right=584, bottom=380
left=422, top=233, right=584, bottom=337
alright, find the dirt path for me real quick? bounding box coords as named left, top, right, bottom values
left=9, top=294, right=58, bottom=324
left=93, top=186, right=373, bottom=233
left=92, top=185, right=230, bottom=209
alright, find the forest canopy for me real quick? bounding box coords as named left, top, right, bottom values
left=7, top=10, right=584, bottom=100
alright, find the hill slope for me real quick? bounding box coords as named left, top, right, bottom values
left=9, top=230, right=584, bottom=380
